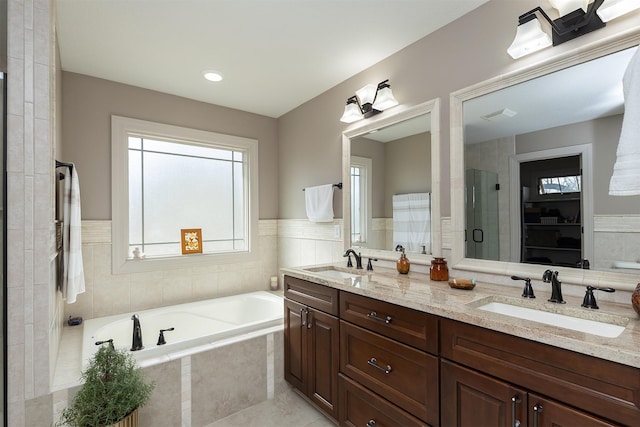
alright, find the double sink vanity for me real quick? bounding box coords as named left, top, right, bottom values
left=281, top=263, right=640, bottom=427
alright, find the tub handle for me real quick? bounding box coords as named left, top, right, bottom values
left=157, top=327, right=175, bottom=346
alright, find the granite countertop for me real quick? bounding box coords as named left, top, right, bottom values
left=281, top=263, right=640, bottom=368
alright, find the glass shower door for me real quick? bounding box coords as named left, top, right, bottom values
left=465, top=168, right=500, bottom=260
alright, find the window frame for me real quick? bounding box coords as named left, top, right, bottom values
left=350, top=156, right=372, bottom=246
left=111, top=115, right=259, bottom=274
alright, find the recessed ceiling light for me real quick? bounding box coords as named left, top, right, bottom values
left=203, top=70, right=223, bottom=82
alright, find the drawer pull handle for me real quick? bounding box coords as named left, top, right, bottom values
left=532, top=404, right=543, bottom=427
left=366, top=420, right=376, bottom=427
left=511, top=395, right=521, bottom=427
left=300, top=308, right=307, bottom=327
left=367, top=357, right=392, bottom=374
left=367, top=311, right=392, bottom=324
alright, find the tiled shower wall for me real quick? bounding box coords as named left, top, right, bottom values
left=7, top=0, right=57, bottom=425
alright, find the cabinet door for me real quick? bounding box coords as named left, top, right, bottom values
left=441, top=360, right=527, bottom=427
left=284, top=298, right=306, bottom=392
left=308, top=307, right=340, bottom=420
left=528, top=394, right=617, bottom=427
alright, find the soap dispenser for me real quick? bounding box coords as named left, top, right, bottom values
left=396, top=245, right=410, bottom=274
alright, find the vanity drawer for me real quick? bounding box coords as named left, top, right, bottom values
left=441, top=319, right=640, bottom=426
left=284, top=275, right=339, bottom=315
left=339, top=373, right=429, bottom=427
left=340, top=290, right=438, bottom=354
left=340, top=320, right=439, bottom=426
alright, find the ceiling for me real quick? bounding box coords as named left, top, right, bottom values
left=56, top=0, right=490, bottom=119
left=464, top=45, right=637, bottom=144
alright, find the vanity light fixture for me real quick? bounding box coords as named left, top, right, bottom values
left=340, top=79, right=399, bottom=123
left=507, top=0, right=640, bottom=59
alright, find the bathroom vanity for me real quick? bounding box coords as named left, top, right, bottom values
left=282, top=265, right=640, bottom=427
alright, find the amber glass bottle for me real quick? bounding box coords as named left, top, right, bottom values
left=397, top=251, right=410, bottom=274
left=430, top=257, right=449, bottom=281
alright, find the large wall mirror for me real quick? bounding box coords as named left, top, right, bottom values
left=342, top=99, right=441, bottom=264
left=451, top=33, right=640, bottom=290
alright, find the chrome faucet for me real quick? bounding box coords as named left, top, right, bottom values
left=343, top=249, right=363, bottom=269
left=542, top=269, right=565, bottom=304
left=131, top=314, right=144, bottom=351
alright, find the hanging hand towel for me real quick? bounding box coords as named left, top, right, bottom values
left=305, top=184, right=335, bottom=222
left=609, top=46, right=640, bottom=196
left=62, top=164, right=86, bottom=304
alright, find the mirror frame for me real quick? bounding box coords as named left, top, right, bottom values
left=450, top=30, right=640, bottom=291
left=342, top=98, right=442, bottom=264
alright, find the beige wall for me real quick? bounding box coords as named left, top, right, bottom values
left=61, top=72, right=279, bottom=219
left=384, top=133, right=431, bottom=218
left=277, top=0, right=639, bottom=221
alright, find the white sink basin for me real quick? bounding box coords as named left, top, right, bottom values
left=477, top=301, right=627, bottom=338
left=304, top=266, right=362, bottom=280
left=312, top=269, right=360, bottom=280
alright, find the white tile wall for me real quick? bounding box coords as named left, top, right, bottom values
left=65, top=220, right=280, bottom=321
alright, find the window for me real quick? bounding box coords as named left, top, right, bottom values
left=538, top=175, right=581, bottom=195
left=350, top=156, right=372, bottom=245
left=112, top=116, right=258, bottom=274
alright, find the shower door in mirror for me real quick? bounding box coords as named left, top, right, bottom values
left=465, top=169, right=499, bottom=260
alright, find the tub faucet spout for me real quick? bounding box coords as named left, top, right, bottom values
left=542, top=269, right=565, bottom=304
left=343, top=249, right=363, bottom=269
left=131, top=314, right=144, bottom=351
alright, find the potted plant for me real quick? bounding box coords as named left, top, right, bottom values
left=56, top=342, right=155, bottom=427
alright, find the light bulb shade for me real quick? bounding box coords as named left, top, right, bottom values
left=355, top=84, right=378, bottom=106
left=548, top=0, right=589, bottom=16
left=507, top=17, right=553, bottom=59
left=340, top=101, right=363, bottom=123
left=372, top=86, right=399, bottom=111
left=596, top=0, right=640, bottom=22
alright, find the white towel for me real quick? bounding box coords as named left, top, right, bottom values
left=305, top=184, right=335, bottom=222
left=609, top=46, right=640, bottom=196
left=393, top=193, right=431, bottom=253
left=62, top=164, right=86, bottom=304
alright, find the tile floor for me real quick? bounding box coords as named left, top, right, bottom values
left=205, top=387, right=336, bottom=427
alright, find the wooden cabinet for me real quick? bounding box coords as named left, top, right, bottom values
left=284, top=276, right=340, bottom=419
left=339, top=373, right=427, bottom=427
left=441, top=319, right=639, bottom=426
left=441, top=360, right=615, bottom=427
left=441, top=359, right=526, bottom=427
left=339, top=291, right=439, bottom=427
left=283, top=275, right=640, bottom=427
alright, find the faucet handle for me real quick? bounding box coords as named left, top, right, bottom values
left=157, top=327, right=175, bottom=345
left=511, top=276, right=535, bottom=299
left=367, top=258, right=378, bottom=271
left=95, top=339, right=114, bottom=349
left=581, top=286, right=615, bottom=310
